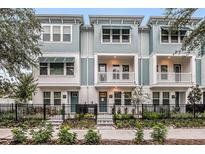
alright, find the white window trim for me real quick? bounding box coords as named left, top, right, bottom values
left=159, top=25, right=183, bottom=45
left=101, top=28, right=131, bottom=44
left=41, top=24, right=72, bottom=43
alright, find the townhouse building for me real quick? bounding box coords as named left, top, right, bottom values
left=32, top=14, right=204, bottom=116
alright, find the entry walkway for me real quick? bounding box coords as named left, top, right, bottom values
left=1, top=128, right=205, bottom=141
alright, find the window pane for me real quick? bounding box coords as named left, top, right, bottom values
left=122, top=29, right=130, bottom=34
left=54, top=92, right=61, bottom=105
left=40, top=67, right=48, bottom=75
left=103, top=29, right=110, bottom=34
left=63, top=34, right=71, bottom=42
left=54, top=92, right=61, bottom=98
left=53, top=26, right=60, bottom=34
left=43, top=26, right=50, bottom=33
left=43, top=92, right=50, bottom=105
left=66, top=67, right=74, bottom=75
left=161, top=36, right=169, bottom=43
left=103, top=35, right=110, bottom=42
left=112, top=35, right=120, bottom=42
left=112, top=29, right=120, bottom=34
left=44, top=99, right=50, bottom=105
left=43, top=34, right=50, bottom=41
left=122, top=35, right=130, bottom=42
left=63, top=26, right=71, bottom=34
left=163, top=92, right=169, bottom=99
left=171, top=31, right=178, bottom=43
left=53, top=34, right=61, bottom=41
left=66, top=63, right=74, bottom=66
left=161, top=29, right=168, bottom=35
left=153, top=92, right=159, bottom=99
left=114, top=92, right=121, bottom=98
left=50, top=63, right=64, bottom=75
left=43, top=92, right=50, bottom=98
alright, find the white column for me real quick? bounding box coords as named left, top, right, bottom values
left=134, top=55, right=138, bottom=85
left=191, top=55, right=196, bottom=84
left=94, top=54, right=98, bottom=84
left=153, top=54, right=157, bottom=84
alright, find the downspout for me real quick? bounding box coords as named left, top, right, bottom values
left=140, top=28, right=143, bottom=87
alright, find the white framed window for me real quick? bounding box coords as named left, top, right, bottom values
left=53, top=26, right=61, bottom=42
left=180, top=30, right=187, bottom=43
left=161, top=29, right=169, bottom=43
left=124, top=92, right=131, bottom=105
left=42, top=26, right=51, bottom=41
left=171, top=31, right=179, bottom=43
left=66, top=62, right=74, bottom=75
left=54, top=92, right=61, bottom=105
left=114, top=91, right=122, bottom=105
left=163, top=92, right=170, bottom=105
left=50, top=63, right=64, bottom=75
left=153, top=92, right=160, bottom=105
left=102, top=28, right=131, bottom=44
left=63, top=26, right=71, bottom=42
left=40, top=63, right=48, bottom=75
left=42, top=25, right=72, bottom=43
left=43, top=92, right=51, bottom=105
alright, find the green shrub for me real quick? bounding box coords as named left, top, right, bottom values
left=84, top=129, right=101, bottom=145
left=31, top=122, right=53, bottom=144
left=84, top=113, right=95, bottom=119
left=115, top=120, right=124, bottom=128
left=11, top=127, right=27, bottom=144
left=58, top=125, right=77, bottom=144
left=143, top=112, right=163, bottom=120
left=151, top=123, right=167, bottom=144
left=135, top=121, right=144, bottom=144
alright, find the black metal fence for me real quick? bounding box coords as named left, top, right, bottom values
left=0, top=103, right=205, bottom=122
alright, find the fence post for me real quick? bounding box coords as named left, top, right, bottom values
left=15, top=103, right=18, bottom=121
left=62, top=104, right=65, bottom=122
left=193, top=103, right=196, bottom=118
left=43, top=104, right=46, bottom=120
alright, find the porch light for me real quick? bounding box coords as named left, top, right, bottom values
left=114, top=56, right=117, bottom=59
left=168, top=56, right=171, bottom=59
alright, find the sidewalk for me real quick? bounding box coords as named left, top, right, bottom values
left=1, top=127, right=205, bottom=140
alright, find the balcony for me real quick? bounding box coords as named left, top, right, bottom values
left=98, top=72, right=135, bottom=84
left=157, top=72, right=192, bottom=83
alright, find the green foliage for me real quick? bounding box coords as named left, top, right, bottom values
left=0, top=8, right=42, bottom=76
left=31, top=122, right=53, bottom=144
left=164, top=8, right=204, bottom=54
left=142, top=111, right=164, bottom=120
left=58, top=125, right=77, bottom=144
left=13, top=74, right=37, bottom=103
left=84, top=129, right=101, bottom=145
left=84, top=113, right=95, bottom=119
left=135, top=121, right=144, bottom=144
left=151, top=123, right=168, bottom=144
left=11, top=127, right=27, bottom=143
left=113, top=114, right=134, bottom=120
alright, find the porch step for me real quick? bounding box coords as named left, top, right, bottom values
left=97, top=114, right=114, bottom=125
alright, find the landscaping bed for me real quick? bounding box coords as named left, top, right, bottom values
left=1, top=139, right=205, bottom=145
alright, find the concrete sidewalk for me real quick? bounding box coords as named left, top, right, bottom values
left=1, top=127, right=205, bottom=140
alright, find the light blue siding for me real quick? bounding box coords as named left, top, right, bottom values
left=138, top=58, right=149, bottom=85
left=196, top=59, right=201, bottom=85
left=93, top=25, right=138, bottom=53
left=88, top=58, right=94, bottom=85
left=80, top=58, right=87, bottom=85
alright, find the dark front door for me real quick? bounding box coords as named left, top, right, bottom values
left=203, top=92, right=205, bottom=104
left=99, top=92, right=107, bottom=112
left=175, top=92, right=180, bottom=108
left=71, top=92, right=78, bottom=112
left=174, top=64, right=181, bottom=82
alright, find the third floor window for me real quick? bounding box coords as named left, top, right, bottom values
left=161, top=27, right=188, bottom=44
left=102, top=28, right=131, bottom=43
left=42, top=25, right=72, bottom=43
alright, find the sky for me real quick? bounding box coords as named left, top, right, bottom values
left=35, top=8, right=205, bottom=25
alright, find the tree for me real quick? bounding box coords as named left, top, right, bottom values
left=187, top=85, right=202, bottom=117
left=0, top=78, right=13, bottom=98
left=12, top=74, right=37, bottom=103
left=0, top=8, right=42, bottom=77
left=164, top=8, right=205, bottom=55
left=131, top=86, right=150, bottom=117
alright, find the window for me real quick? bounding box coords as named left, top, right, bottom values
left=54, top=92, right=61, bottom=105
left=112, top=29, right=120, bottom=42
left=114, top=92, right=121, bottom=105
left=161, top=29, right=169, bottom=43
left=53, top=26, right=61, bottom=42
left=124, top=92, right=131, bottom=105
left=50, top=63, right=64, bottom=75
left=66, top=62, right=74, bottom=75
left=102, top=29, right=111, bottom=42
left=122, top=29, right=130, bottom=43
left=161, top=65, right=168, bottom=80
left=42, top=26, right=50, bottom=41
left=102, top=28, right=131, bottom=43
left=40, top=63, right=48, bottom=75
left=63, top=26, right=71, bottom=42
left=180, top=30, right=187, bottom=43
left=171, top=31, right=179, bottom=43
left=43, top=92, right=51, bottom=105
left=122, top=65, right=129, bottom=79
left=42, top=25, right=71, bottom=42
left=153, top=92, right=160, bottom=105
left=163, top=92, right=170, bottom=105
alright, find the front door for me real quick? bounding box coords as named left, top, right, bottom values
left=113, top=65, right=120, bottom=80
left=71, top=92, right=78, bottom=112
left=122, top=65, right=129, bottom=80
left=174, top=64, right=181, bottom=82
left=161, top=65, right=168, bottom=80
left=175, top=92, right=180, bottom=108
left=99, top=92, right=107, bottom=112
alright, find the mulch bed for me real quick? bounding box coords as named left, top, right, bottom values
left=1, top=139, right=205, bottom=145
